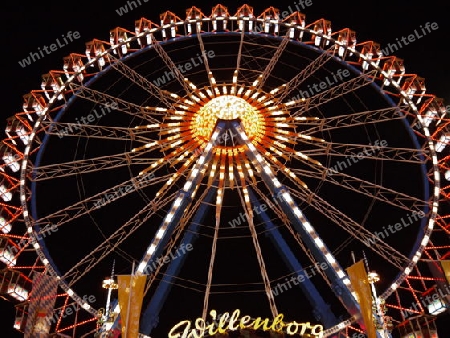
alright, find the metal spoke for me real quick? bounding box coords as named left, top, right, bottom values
left=238, top=37, right=278, bottom=80
left=63, top=191, right=177, bottom=286
left=144, top=186, right=213, bottom=296
left=35, top=172, right=171, bottom=234
left=296, top=140, right=429, bottom=164
left=69, top=83, right=161, bottom=124
left=236, top=29, right=245, bottom=75
left=290, top=164, right=429, bottom=213
left=289, top=70, right=377, bottom=116
left=31, top=150, right=156, bottom=181
left=41, top=121, right=155, bottom=143
left=255, top=33, right=290, bottom=91
left=275, top=47, right=333, bottom=102
left=236, top=174, right=279, bottom=318
left=298, top=107, right=406, bottom=135
left=290, top=187, right=409, bottom=269
left=196, top=28, right=215, bottom=91
left=107, top=52, right=178, bottom=111
left=150, top=34, right=194, bottom=96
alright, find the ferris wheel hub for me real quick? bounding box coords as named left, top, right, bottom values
left=192, top=94, right=264, bottom=142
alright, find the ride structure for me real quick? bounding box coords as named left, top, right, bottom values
left=0, top=4, right=449, bottom=337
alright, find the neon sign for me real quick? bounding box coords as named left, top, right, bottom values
left=168, top=309, right=324, bottom=337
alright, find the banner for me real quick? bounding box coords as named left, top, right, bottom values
left=346, top=260, right=377, bottom=338
left=440, top=260, right=450, bottom=284
left=118, top=274, right=147, bottom=338
left=24, top=271, right=59, bottom=338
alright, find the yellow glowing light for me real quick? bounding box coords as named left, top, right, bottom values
left=191, top=94, right=265, bottom=143
left=168, top=309, right=324, bottom=338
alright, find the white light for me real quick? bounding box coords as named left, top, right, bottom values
left=8, top=285, right=28, bottom=301
left=264, top=166, right=272, bottom=175
left=282, top=192, right=292, bottom=203
left=273, top=179, right=281, bottom=188
left=183, top=181, right=193, bottom=191
left=325, top=253, right=336, bottom=264
left=303, top=221, right=313, bottom=233
left=156, top=229, right=165, bottom=239
left=0, top=185, right=12, bottom=202
left=421, top=235, right=430, bottom=246
left=445, top=169, right=450, bottom=181
left=174, top=198, right=182, bottom=207
left=67, top=289, right=74, bottom=297
left=314, top=238, right=325, bottom=248
left=434, top=186, right=440, bottom=197
left=0, top=248, right=16, bottom=266
left=2, top=155, right=20, bottom=172
left=138, top=262, right=147, bottom=273
left=0, top=217, right=11, bottom=234
left=428, top=300, right=448, bottom=316
left=147, top=244, right=156, bottom=254
left=436, top=133, right=450, bottom=153
left=412, top=252, right=421, bottom=263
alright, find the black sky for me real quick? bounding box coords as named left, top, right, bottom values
left=0, top=0, right=449, bottom=337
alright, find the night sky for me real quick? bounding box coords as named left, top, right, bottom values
left=1, top=0, right=449, bottom=337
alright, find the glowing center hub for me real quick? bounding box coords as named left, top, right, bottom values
left=205, top=95, right=252, bottom=120
left=192, top=95, right=264, bottom=143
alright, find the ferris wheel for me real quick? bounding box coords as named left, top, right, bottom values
left=1, top=3, right=449, bottom=338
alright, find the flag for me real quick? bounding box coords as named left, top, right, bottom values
left=440, top=260, right=450, bottom=284
left=24, top=271, right=59, bottom=338
left=118, top=274, right=147, bottom=338
left=346, top=260, right=377, bottom=338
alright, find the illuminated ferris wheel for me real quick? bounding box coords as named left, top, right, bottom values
left=0, top=3, right=449, bottom=337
